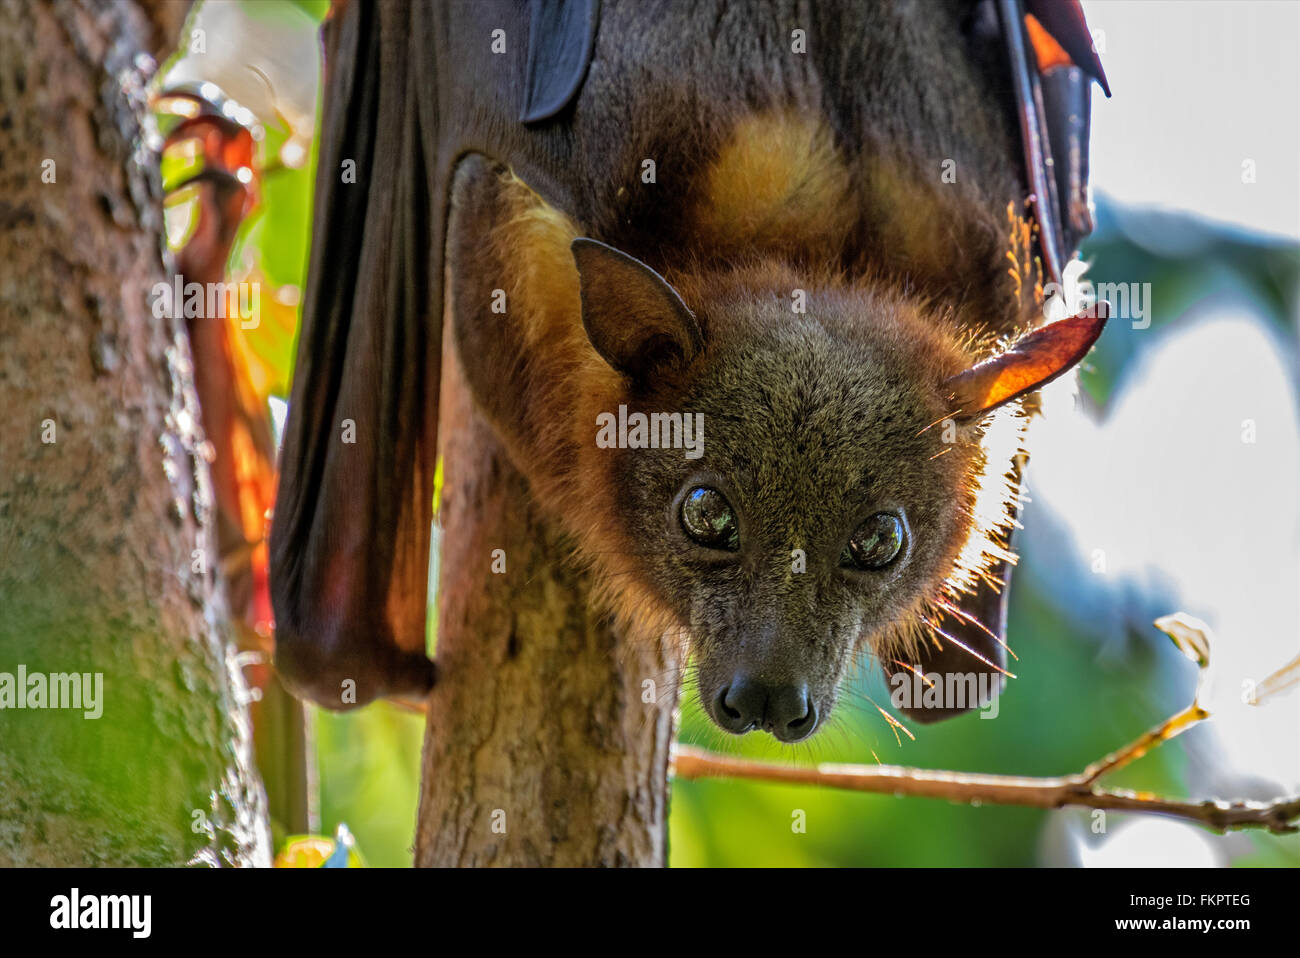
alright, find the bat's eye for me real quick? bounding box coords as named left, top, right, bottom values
left=680, top=486, right=740, bottom=551
left=841, top=513, right=905, bottom=570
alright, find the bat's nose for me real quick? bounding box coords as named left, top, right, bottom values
left=714, top=675, right=818, bottom=743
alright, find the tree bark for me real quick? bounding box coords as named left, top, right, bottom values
left=0, top=0, right=269, bottom=866
left=414, top=338, right=680, bottom=867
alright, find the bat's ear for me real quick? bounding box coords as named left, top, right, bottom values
left=572, top=237, right=703, bottom=382
left=944, top=303, right=1108, bottom=420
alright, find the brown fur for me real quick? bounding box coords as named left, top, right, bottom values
left=687, top=111, right=857, bottom=258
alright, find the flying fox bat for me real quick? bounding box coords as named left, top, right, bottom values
left=270, top=0, right=1109, bottom=737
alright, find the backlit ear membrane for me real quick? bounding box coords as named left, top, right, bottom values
left=571, top=237, right=703, bottom=382
left=944, top=302, right=1108, bottom=420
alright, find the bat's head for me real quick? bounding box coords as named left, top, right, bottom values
left=569, top=239, right=1105, bottom=742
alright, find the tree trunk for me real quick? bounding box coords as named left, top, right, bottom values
left=0, top=0, right=269, bottom=866
left=414, top=338, right=680, bottom=867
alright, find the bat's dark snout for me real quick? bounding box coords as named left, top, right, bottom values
left=713, top=674, right=819, bottom=743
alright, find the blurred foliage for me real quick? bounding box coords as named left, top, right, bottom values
left=199, top=1, right=1299, bottom=867
left=1079, top=203, right=1299, bottom=410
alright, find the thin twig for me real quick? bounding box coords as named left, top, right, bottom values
left=1079, top=703, right=1208, bottom=785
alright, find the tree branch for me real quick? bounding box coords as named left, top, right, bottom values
left=672, top=702, right=1299, bottom=835
left=673, top=744, right=1299, bottom=834
left=672, top=614, right=1300, bottom=835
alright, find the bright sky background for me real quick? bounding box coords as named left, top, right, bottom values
left=1082, top=0, right=1300, bottom=240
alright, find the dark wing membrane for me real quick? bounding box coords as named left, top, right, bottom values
left=270, top=0, right=438, bottom=708
left=269, top=0, right=601, bottom=709
left=892, top=563, right=1013, bottom=724
left=1025, top=0, right=1110, bottom=94
left=1000, top=0, right=1107, bottom=286
left=888, top=476, right=1022, bottom=725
